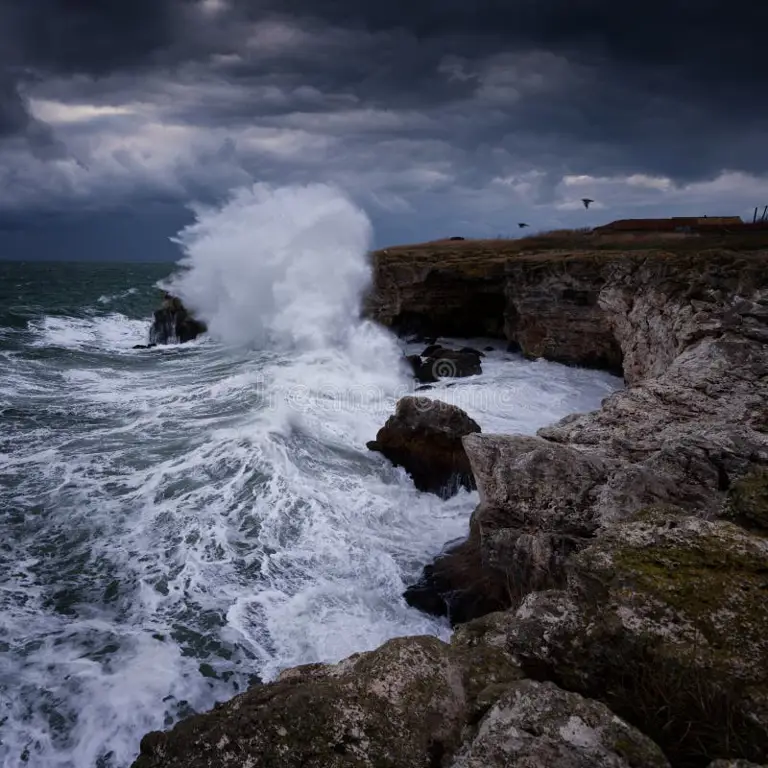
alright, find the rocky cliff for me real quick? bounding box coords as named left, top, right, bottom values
left=132, top=241, right=768, bottom=768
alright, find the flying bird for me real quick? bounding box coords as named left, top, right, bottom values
left=582, top=198, right=594, bottom=209
left=518, top=222, right=529, bottom=228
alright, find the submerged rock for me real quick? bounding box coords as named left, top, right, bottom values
left=367, top=396, right=480, bottom=497
left=148, top=294, right=207, bottom=345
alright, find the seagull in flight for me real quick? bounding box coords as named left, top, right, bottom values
left=518, top=222, right=529, bottom=228
left=582, top=198, right=594, bottom=209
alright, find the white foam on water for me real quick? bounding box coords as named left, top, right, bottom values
left=0, top=184, right=622, bottom=768
left=29, top=313, right=149, bottom=351
left=98, top=288, right=138, bottom=305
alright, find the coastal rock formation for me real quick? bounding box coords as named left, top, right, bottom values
left=403, top=250, right=768, bottom=613
left=367, top=396, right=480, bottom=497
left=366, top=242, right=508, bottom=338
left=490, top=506, right=768, bottom=765
left=132, top=635, right=521, bottom=768
left=149, top=293, right=207, bottom=345
left=134, top=243, right=768, bottom=768
left=380, top=245, right=768, bottom=764
left=369, top=245, right=768, bottom=379
left=132, top=634, right=666, bottom=768
left=450, top=679, right=669, bottom=768
left=407, top=345, right=484, bottom=383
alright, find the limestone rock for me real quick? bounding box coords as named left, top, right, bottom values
left=724, top=467, right=768, bottom=531
left=149, top=294, right=207, bottom=345
left=367, top=397, right=481, bottom=497
left=132, top=635, right=523, bottom=768
left=499, top=508, right=768, bottom=766
left=504, top=254, right=623, bottom=373
left=449, top=679, right=669, bottom=768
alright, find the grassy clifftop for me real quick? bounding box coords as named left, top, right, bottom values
left=372, top=229, right=768, bottom=271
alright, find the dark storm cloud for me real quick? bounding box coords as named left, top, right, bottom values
left=0, top=0, right=767, bottom=246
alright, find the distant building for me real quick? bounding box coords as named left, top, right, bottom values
left=594, top=216, right=743, bottom=234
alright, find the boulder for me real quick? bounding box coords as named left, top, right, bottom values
left=149, top=293, right=207, bottom=345
left=408, top=346, right=484, bottom=382
left=132, top=635, right=524, bottom=768
left=497, top=507, right=768, bottom=767
left=449, top=679, right=669, bottom=768
left=367, top=397, right=480, bottom=497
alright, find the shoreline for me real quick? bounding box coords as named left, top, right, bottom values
left=133, top=242, right=768, bottom=768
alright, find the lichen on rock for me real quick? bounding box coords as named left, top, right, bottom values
left=498, top=507, right=768, bottom=766
left=132, top=635, right=524, bottom=768
left=449, top=679, right=670, bottom=768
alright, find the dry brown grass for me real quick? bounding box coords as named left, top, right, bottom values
left=374, top=228, right=768, bottom=268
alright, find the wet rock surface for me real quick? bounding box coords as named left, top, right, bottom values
left=407, top=345, right=484, bottom=383
left=149, top=294, right=207, bottom=345
left=367, top=396, right=480, bottom=497
left=134, top=247, right=768, bottom=768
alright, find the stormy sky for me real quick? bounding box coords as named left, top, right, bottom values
left=1, top=0, right=767, bottom=259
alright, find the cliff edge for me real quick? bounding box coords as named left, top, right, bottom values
left=133, top=237, right=768, bottom=768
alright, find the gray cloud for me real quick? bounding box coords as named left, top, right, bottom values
left=1, top=0, right=767, bottom=257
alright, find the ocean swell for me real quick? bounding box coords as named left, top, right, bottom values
left=0, top=185, right=621, bottom=768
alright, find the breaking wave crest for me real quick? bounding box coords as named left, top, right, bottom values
left=0, top=184, right=622, bottom=768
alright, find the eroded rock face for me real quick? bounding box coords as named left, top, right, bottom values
left=504, top=254, right=623, bottom=373
left=134, top=248, right=768, bottom=768
left=393, top=249, right=768, bottom=766
left=132, top=635, right=524, bottom=768
left=367, top=396, right=481, bottom=497
left=479, top=506, right=768, bottom=766
left=149, top=294, right=207, bottom=345
left=366, top=246, right=508, bottom=338
left=428, top=331, right=768, bottom=620
left=449, top=679, right=670, bottom=768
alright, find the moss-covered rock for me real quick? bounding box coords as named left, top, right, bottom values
left=725, top=468, right=768, bottom=532
left=451, top=679, right=670, bottom=768
left=497, top=508, right=768, bottom=767
left=573, top=507, right=768, bottom=682
left=131, top=636, right=523, bottom=768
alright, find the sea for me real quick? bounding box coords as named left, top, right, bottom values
left=0, top=184, right=622, bottom=767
